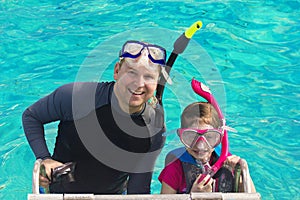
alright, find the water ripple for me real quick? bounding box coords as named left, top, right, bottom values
left=0, top=1, right=299, bottom=199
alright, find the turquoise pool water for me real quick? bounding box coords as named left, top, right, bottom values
left=1, top=1, right=299, bottom=199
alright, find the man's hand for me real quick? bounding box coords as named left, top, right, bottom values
left=39, top=158, right=63, bottom=188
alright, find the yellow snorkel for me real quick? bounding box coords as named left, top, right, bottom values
left=156, top=21, right=202, bottom=104
left=185, top=21, right=203, bottom=39
left=173, top=21, right=203, bottom=54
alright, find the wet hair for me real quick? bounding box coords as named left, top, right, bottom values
left=118, top=58, right=162, bottom=75
left=181, top=102, right=222, bottom=129
left=119, top=58, right=125, bottom=68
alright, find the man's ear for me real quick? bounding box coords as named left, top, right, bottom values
left=113, top=62, right=120, bottom=80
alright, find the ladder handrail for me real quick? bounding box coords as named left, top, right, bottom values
left=32, top=159, right=42, bottom=194
left=239, top=158, right=252, bottom=193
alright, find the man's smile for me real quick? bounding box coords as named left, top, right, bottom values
left=129, top=89, right=145, bottom=95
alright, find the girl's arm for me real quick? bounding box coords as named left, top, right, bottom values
left=160, top=181, right=177, bottom=194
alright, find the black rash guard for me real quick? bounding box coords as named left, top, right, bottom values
left=22, top=81, right=165, bottom=194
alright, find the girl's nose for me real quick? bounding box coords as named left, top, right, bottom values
left=194, top=137, right=209, bottom=150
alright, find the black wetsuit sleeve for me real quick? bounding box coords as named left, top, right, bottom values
left=127, top=172, right=152, bottom=194
left=22, top=83, right=75, bottom=159
left=22, top=82, right=114, bottom=160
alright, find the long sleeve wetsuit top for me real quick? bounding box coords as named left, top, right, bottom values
left=22, top=81, right=165, bottom=194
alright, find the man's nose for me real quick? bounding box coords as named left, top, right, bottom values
left=134, top=75, right=145, bottom=87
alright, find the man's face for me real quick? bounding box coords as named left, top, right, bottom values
left=113, top=58, right=160, bottom=114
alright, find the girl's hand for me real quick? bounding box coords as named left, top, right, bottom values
left=190, top=173, right=214, bottom=193
left=224, top=155, right=241, bottom=168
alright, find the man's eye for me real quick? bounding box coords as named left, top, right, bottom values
left=144, top=75, right=157, bottom=82
left=128, top=70, right=137, bottom=75
left=145, top=75, right=154, bottom=80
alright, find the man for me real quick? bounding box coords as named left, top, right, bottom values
left=22, top=40, right=171, bottom=194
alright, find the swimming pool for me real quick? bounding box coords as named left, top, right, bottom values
left=0, top=1, right=299, bottom=199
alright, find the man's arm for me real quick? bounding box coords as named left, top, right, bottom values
left=22, top=83, right=74, bottom=159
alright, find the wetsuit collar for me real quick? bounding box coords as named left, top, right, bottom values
left=110, top=91, right=145, bottom=117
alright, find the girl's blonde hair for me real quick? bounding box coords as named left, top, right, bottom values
left=181, top=102, right=222, bottom=129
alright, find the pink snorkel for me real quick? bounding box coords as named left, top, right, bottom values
left=191, top=78, right=229, bottom=176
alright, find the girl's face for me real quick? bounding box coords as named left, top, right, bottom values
left=185, top=124, right=216, bottom=163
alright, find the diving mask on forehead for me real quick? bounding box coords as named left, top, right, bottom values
left=120, top=40, right=166, bottom=65
left=119, top=40, right=172, bottom=84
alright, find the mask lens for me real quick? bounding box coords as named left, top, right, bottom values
left=123, top=42, right=144, bottom=56
left=204, top=130, right=222, bottom=148
left=148, top=46, right=165, bottom=61
left=180, top=130, right=199, bottom=148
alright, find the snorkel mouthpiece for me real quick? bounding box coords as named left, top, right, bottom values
left=191, top=78, right=229, bottom=176
left=185, top=21, right=203, bottom=39
left=173, top=21, right=202, bottom=54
